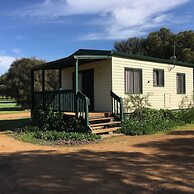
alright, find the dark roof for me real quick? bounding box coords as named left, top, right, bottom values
left=31, top=49, right=194, bottom=70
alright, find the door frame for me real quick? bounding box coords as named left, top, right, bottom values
left=73, top=68, right=94, bottom=111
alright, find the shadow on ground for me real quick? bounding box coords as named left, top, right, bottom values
left=0, top=107, right=24, bottom=112
left=0, top=131, right=194, bottom=194
left=0, top=118, right=30, bottom=131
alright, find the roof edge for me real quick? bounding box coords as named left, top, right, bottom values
left=111, top=51, right=194, bottom=68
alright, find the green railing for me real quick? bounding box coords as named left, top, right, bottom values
left=110, top=90, right=124, bottom=120
left=34, top=90, right=74, bottom=112
left=77, top=91, right=90, bottom=127
left=33, top=89, right=90, bottom=128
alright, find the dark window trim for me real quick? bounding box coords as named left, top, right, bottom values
left=177, top=73, right=186, bottom=94
left=124, top=67, right=143, bottom=94
left=153, top=68, right=165, bottom=87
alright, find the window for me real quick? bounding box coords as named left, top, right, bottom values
left=153, top=69, right=164, bottom=87
left=125, top=68, right=142, bottom=94
left=177, top=73, right=186, bottom=94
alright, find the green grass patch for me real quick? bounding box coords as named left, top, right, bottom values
left=174, top=123, right=194, bottom=130
left=0, top=99, right=29, bottom=114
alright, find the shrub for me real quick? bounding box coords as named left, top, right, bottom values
left=33, top=130, right=100, bottom=142
left=15, top=125, right=100, bottom=143
left=32, top=106, right=67, bottom=131
left=124, top=94, right=151, bottom=112
left=120, top=107, right=188, bottom=136
left=32, top=106, right=86, bottom=132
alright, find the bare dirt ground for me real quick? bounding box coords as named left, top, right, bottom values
left=0, top=112, right=30, bottom=120
left=0, top=128, right=194, bottom=194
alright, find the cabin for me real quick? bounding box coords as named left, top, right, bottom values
left=31, top=49, right=194, bottom=133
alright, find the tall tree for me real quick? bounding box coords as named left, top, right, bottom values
left=144, top=28, right=174, bottom=59
left=114, top=37, right=146, bottom=55
left=114, top=27, right=194, bottom=63
left=0, top=58, right=58, bottom=108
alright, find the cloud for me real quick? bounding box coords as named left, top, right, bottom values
left=15, top=35, right=25, bottom=40
left=0, top=55, right=16, bottom=75
left=12, top=48, right=22, bottom=55
left=20, top=0, right=190, bottom=40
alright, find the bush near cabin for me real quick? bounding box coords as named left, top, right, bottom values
left=13, top=107, right=100, bottom=144
left=120, top=107, right=194, bottom=136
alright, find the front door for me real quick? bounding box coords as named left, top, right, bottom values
left=73, top=69, right=94, bottom=111
left=82, top=69, right=94, bottom=111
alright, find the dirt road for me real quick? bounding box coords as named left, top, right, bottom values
left=0, top=129, right=194, bottom=194
left=0, top=112, right=30, bottom=120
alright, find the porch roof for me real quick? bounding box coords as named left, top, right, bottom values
left=31, top=49, right=194, bottom=71
left=31, top=49, right=112, bottom=71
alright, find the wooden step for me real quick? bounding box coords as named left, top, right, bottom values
left=92, top=127, right=120, bottom=134
left=90, top=121, right=121, bottom=127
left=89, top=117, right=114, bottom=122
left=88, top=112, right=111, bottom=118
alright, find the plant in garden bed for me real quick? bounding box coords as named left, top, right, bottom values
left=120, top=107, right=194, bottom=136
left=124, top=94, right=151, bottom=113
left=13, top=107, right=100, bottom=145
left=14, top=126, right=100, bottom=145
left=32, top=106, right=86, bottom=132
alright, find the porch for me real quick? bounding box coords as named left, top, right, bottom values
left=30, top=49, right=124, bottom=133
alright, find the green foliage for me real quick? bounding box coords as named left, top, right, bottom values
left=114, top=27, right=194, bottom=63
left=0, top=58, right=58, bottom=109
left=13, top=107, right=98, bottom=144
left=15, top=125, right=100, bottom=143
left=114, top=37, right=145, bottom=55
left=33, top=130, right=100, bottom=142
left=32, top=107, right=86, bottom=132
left=120, top=108, right=192, bottom=136
left=0, top=84, right=7, bottom=98
left=124, top=94, right=151, bottom=112
left=176, top=108, right=194, bottom=124
left=32, top=106, right=67, bottom=131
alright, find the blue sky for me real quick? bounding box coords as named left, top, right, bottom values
left=0, top=0, right=194, bottom=75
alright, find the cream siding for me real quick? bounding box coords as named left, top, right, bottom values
left=61, top=60, right=112, bottom=112
left=112, top=56, right=193, bottom=111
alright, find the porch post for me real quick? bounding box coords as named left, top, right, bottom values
left=58, top=69, right=62, bottom=112
left=31, top=70, right=34, bottom=117
left=59, top=69, right=62, bottom=89
left=75, top=59, right=79, bottom=116
left=42, top=69, right=45, bottom=109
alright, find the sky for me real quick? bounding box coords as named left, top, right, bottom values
left=0, top=0, right=194, bottom=75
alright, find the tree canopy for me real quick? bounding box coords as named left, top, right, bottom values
left=0, top=58, right=58, bottom=108
left=114, top=27, right=194, bottom=63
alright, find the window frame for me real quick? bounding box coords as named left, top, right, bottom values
left=124, top=67, right=143, bottom=94
left=177, top=73, right=186, bottom=94
left=153, top=68, right=165, bottom=87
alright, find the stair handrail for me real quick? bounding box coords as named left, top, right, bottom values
left=77, top=90, right=90, bottom=128
left=110, top=90, right=124, bottom=120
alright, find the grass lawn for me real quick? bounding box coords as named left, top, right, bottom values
left=0, top=98, right=29, bottom=114
left=174, top=123, right=194, bottom=130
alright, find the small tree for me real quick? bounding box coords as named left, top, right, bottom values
left=124, top=94, right=151, bottom=113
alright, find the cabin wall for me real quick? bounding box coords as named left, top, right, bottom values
left=112, top=56, right=193, bottom=111
left=61, top=60, right=112, bottom=112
